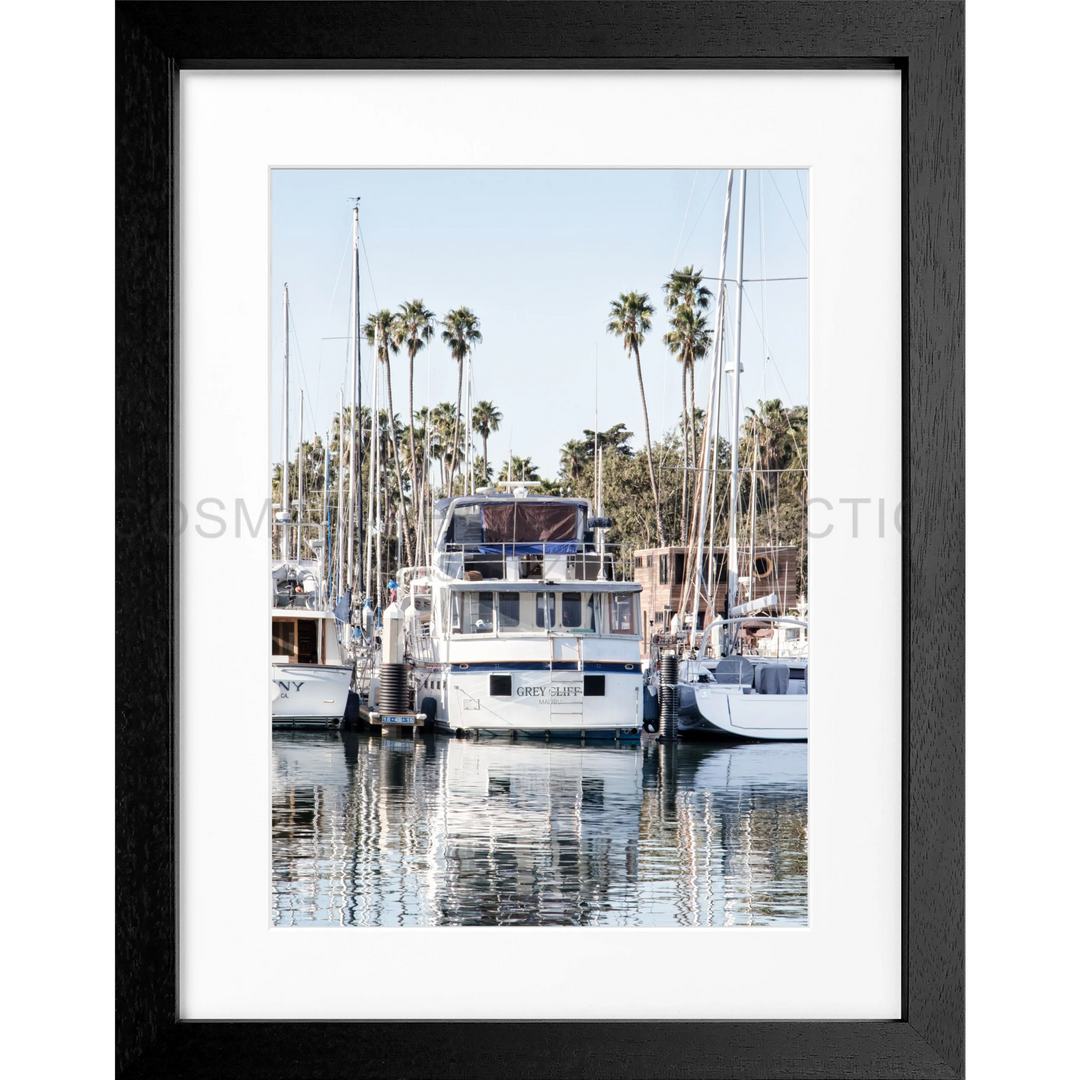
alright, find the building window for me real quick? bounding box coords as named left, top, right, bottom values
left=673, top=553, right=685, bottom=585
left=659, top=555, right=668, bottom=584
left=634, top=555, right=643, bottom=569
left=646, top=555, right=653, bottom=568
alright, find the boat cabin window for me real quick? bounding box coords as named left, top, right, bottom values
left=272, top=616, right=319, bottom=663
left=559, top=592, right=596, bottom=633
left=491, top=591, right=551, bottom=634
left=451, top=590, right=610, bottom=635
left=605, top=592, right=640, bottom=636
left=497, top=592, right=521, bottom=629
left=536, top=593, right=555, bottom=631
left=784, top=627, right=802, bottom=642
left=272, top=618, right=295, bottom=658
left=454, top=591, right=495, bottom=634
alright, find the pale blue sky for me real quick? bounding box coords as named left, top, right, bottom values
left=271, top=168, right=807, bottom=479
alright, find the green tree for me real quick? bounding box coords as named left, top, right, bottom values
left=365, top=309, right=412, bottom=564
left=471, top=399, right=502, bottom=484
left=606, top=291, right=666, bottom=546
left=439, top=307, right=482, bottom=494
left=498, top=455, right=540, bottom=483
left=663, top=267, right=713, bottom=543
left=392, top=299, right=436, bottom=552
left=559, top=438, right=590, bottom=485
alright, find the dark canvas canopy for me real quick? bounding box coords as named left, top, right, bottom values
left=478, top=502, right=579, bottom=554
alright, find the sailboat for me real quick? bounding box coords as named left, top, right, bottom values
left=675, top=170, right=808, bottom=741
left=271, top=284, right=353, bottom=726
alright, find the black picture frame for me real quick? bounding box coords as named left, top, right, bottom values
left=116, top=2, right=963, bottom=1076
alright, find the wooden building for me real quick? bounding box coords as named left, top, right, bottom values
left=632, top=545, right=803, bottom=636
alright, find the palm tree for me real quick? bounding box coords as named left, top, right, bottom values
left=560, top=438, right=589, bottom=486
left=430, top=401, right=460, bottom=494
left=439, top=307, right=482, bottom=493
left=498, top=455, right=540, bottom=482
left=664, top=306, right=713, bottom=541
left=365, top=309, right=412, bottom=565
left=393, top=300, right=436, bottom=546
left=663, top=267, right=713, bottom=543
left=415, top=405, right=438, bottom=496
left=472, top=399, right=502, bottom=483
left=606, top=291, right=665, bottom=545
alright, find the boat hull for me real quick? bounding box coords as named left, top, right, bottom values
left=421, top=666, right=643, bottom=738
left=271, top=664, right=352, bottom=726
left=678, top=683, right=807, bottom=741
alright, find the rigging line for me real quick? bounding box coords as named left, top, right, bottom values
left=767, top=170, right=808, bottom=253
left=794, top=170, right=808, bottom=219
left=739, top=290, right=796, bottom=402
left=285, top=296, right=316, bottom=444
left=356, top=218, right=379, bottom=311
left=325, top=224, right=353, bottom=317
left=759, top=169, right=769, bottom=379
left=674, top=170, right=724, bottom=266
left=671, top=170, right=699, bottom=269
left=739, top=290, right=807, bottom=471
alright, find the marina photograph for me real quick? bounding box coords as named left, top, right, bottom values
left=100, top=9, right=972, bottom=1077
left=270, top=167, right=809, bottom=927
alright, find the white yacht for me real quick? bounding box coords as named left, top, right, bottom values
left=271, top=542, right=353, bottom=727
left=677, top=616, right=807, bottom=741
left=399, top=487, right=644, bottom=739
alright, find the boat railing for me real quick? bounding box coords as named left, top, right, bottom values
left=432, top=542, right=632, bottom=583
left=405, top=625, right=435, bottom=666
left=272, top=589, right=321, bottom=611
left=682, top=656, right=758, bottom=690
left=694, top=615, right=809, bottom=660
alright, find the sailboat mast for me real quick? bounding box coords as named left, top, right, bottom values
left=466, top=350, right=474, bottom=494
left=345, top=205, right=359, bottom=593
left=364, top=329, right=379, bottom=599
left=297, top=389, right=304, bottom=561
left=324, top=432, right=331, bottom=602
left=281, top=284, right=290, bottom=561
left=353, top=211, right=364, bottom=595
left=725, top=169, right=748, bottom=644
left=748, top=416, right=758, bottom=605
left=593, top=346, right=605, bottom=555
left=705, top=308, right=725, bottom=603
left=336, top=386, right=345, bottom=596
left=375, top=329, right=383, bottom=597
left=689, top=170, right=734, bottom=653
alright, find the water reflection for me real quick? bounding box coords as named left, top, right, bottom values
left=272, top=732, right=807, bottom=927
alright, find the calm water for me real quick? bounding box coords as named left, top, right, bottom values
left=272, top=731, right=807, bottom=927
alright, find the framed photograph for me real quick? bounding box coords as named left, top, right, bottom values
left=116, top=3, right=962, bottom=1077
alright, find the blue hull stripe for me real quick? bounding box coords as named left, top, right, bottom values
left=448, top=660, right=641, bottom=674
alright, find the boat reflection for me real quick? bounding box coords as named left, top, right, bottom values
left=272, top=732, right=807, bottom=927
